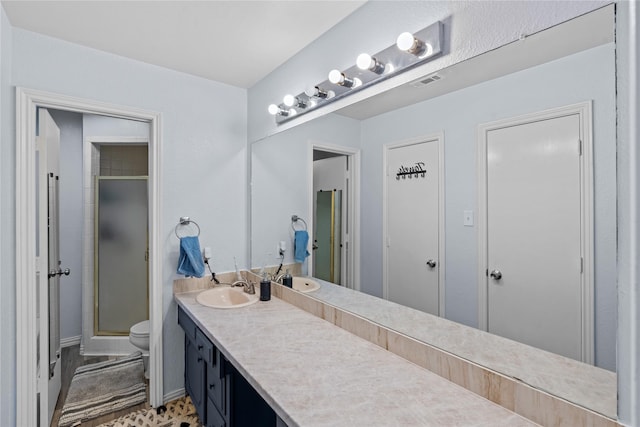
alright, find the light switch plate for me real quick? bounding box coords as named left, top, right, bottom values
left=464, top=210, right=474, bottom=227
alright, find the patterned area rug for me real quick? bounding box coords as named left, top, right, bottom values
left=97, top=396, right=202, bottom=427
left=59, top=352, right=147, bottom=427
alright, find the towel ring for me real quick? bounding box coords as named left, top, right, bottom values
left=291, top=215, right=307, bottom=232
left=175, top=216, right=201, bottom=238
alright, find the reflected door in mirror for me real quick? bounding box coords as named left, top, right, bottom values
left=485, top=112, right=585, bottom=361
left=386, top=139, right=441, bottom=316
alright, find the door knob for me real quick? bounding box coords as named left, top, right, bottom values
left=426, top=259, right=437, bottom=268
left=489, top=270, right=502, bottom=280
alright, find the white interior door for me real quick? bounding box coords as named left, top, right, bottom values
left=484, top=113, right=584, bottom=360
left=385, top=138, right=442, bottom=316
left=36, top=108, right=63, bottom=425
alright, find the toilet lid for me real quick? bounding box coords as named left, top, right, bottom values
left=130, top=320, right=149, bottom=336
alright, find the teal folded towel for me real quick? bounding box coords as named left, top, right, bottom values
left=294, top=230, right=310, bottom=263
left=177, top=236, right=205, bottom=277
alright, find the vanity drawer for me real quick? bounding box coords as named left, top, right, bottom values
left=195, top=328, right=214, bottom=364
left=177, top=306, right=197, bottom=342
left=206, top=396, right=226, bottom=427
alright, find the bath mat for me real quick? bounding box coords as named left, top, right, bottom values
left=58, top=351, right=147, bottom=427
left=97, top=396, right=202, bottom=427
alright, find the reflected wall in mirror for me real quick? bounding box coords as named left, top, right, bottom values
left=250, top=5, right=616, bottom=419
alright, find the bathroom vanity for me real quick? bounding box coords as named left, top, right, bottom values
left=178, top=306, right=276, bottom=427
left=174, top=285, right=538, bottom=427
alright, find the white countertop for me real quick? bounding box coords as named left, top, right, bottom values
left=306, top=278, right=616, bottom=419
left=175, top=290, right=538, bottom=427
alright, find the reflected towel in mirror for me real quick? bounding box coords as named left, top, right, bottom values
left=294, top=230, right=310, bottom=263
left=177, top=236, right=205, bottom=277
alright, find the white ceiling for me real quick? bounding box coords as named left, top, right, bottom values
left=1, top=0, right=366, bottom=88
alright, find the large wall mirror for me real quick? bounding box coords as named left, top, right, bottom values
left=251, top=5, right=616, bottom=420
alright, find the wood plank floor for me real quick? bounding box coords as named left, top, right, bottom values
left=50, top=345, right=150, bottom=427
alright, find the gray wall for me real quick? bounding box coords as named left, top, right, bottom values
left=251, top=113, right=360, bottom=270
left=248, top=0, right=609, bottom=143
left=359, top=43, right=617, bottom=370
left=1, top=24, right=247, bottom=425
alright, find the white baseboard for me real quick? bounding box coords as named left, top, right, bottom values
left=162, top=388, right=186, bottom=405
left=60, top=335, right=82, bottom=348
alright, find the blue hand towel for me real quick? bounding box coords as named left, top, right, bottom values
left=294, top=230, right=310, bottom=263
left=177, top=236, right=205, bottom=277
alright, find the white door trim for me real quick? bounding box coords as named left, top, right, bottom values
left=477, top=101, right=594, bottom=364
left=16, top=87, right=164, bottom=426
left=308, top=142, right=361, bottom=291
left=382, top=133, right=446, bottom=317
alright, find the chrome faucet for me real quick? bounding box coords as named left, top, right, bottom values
left=231, top=280, right=255, bottom=295
left=272, top=273, right=285, bottom=284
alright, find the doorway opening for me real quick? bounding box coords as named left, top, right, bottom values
left=16, top=88, right=163, bottom=427
left=310, top=144, right=360, bottom=291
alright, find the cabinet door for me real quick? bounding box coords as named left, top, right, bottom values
left=230, top=364, right=276, bottom=427
left=207, top=352, right=226, bottom=417
left=185, top=336, right=206, bottom=421
left=207, top=397, right=226, bottom=427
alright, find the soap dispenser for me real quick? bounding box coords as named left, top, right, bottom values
left=260, top=272, right=271, bottom=301
left=282, top=269, right=293, bottom=288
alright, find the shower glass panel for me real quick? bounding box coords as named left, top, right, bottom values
left=95, top=176, right=148, bottom=335
left=314, top=190, right=342, bottom=284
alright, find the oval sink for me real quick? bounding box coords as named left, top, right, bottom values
left=196, top=286, right=259, bottom=309
left=291, top=277, right=321, bottom=293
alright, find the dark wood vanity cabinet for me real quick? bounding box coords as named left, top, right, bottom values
left=178, top=306, right=277, bottom=427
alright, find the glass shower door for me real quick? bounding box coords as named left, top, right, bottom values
left=314, top=190, right=342, bottom=284
left=95, top=176, right=148, bottom=335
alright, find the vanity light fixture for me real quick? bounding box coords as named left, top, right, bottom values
left=356, top=53, right=388, bottom=74
left=396, top=31, right=434, bottom=58
left=328, top=69, right=362, bottom=88
left=269, top=20, right=443, bottom=125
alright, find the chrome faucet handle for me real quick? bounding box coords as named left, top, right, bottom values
left=231, top=280, right=255, bottom=295
left=245, top=281, right=256, bottom=295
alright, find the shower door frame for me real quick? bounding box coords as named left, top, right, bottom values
left=83, top=139, right=151, bottom=355
left=15, top=87, right=164, bottom=426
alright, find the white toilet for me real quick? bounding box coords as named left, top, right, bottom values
left=129, top=319, right=150, bottom=378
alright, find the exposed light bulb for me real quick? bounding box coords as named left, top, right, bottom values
left=356, top=53, right=386, bottom=74
left=328, top=69, right=360, bottom=88
left=283, top=94, right=295, bottom=107
left=305, top=86, right=336, bottom=101
left=282, top=94, right=307, bottom=109
left=356, top=53, right=374, bottom=70
left=328, top=69, right=344, bottom=85
left=267, top=104, right=289, bottom=116
left=268, top=104, right=280, bottom=115
left=396, top=32, right=418, bottom=51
